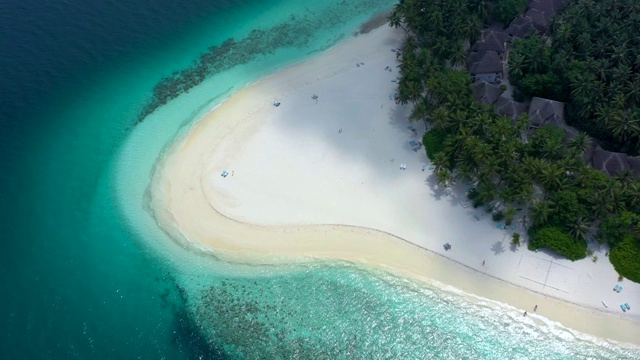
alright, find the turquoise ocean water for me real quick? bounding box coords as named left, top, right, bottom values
left=1, top=0, right=638, bottom=358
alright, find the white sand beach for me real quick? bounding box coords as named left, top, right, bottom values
left=149, top=25, right=640, bottom=345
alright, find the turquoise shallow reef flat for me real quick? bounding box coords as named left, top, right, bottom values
left=1, top=0, right=639, bottom=358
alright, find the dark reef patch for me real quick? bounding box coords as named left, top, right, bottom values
left=138, top=1, right=394, bottom=122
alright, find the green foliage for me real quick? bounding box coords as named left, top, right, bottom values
left=609, top=235, right=640, bottom=283
left=494, top=0, right=529, bottom=27
left=395, top=0, right=640, bottom=268
left=504, top=206, right=517, bottom=226
left=510, top=0, right=640, bottom=153
left=528, top=125, right=566, bottom=159
left=512, top=232, right=521, bottom=246
left=423, top=128, right=447, bottom=161
left=492, top=211, right=505, bottom=222
left=390, top=0, right=488, bottom=60
left=529, top=226, right=588, bottom=261
left=499, top=84, right=507, bottom=91
left=599, top=212, right=640, bottom=247
left=547, top=190, right=589, bottom=228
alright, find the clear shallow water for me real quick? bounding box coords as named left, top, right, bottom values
left=1, top=0, right=638, bottom=358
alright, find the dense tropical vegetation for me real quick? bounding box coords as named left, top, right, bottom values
left=509, top=0, right=640, bottom=154
left=390, top=0, right=640, bottom=282
left=493, top=0, right=529, bottom=27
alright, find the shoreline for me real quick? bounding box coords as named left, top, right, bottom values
left=148, top=24, right=640, bottom=346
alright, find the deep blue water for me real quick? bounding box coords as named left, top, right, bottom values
left=0, top=2, right=240, bottom=357
left=2, top=0, right=639, bottom=359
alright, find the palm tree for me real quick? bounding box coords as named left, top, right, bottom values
left=492, top=116, right=513, bottom=141
left=436, top=169, right=453, bottom=187
left=531, top=201, right=554, bottom=226
left=514, top=113, right=530, bottom=135
left=539, top=162, right=564, bottom=193
left=470, top=0, right=489, bottom=22
left=508, top=52, right=526, bottom=81
left=472, top=142, right=493, bottom=165
left=432, top=37, right=449, bottom=60
left=430, top=107, right=450, bottom=130
left=568, top=132, right=591, bottom=156
left=615, top=169, right=635, bottom=190
left=612, top=64, right=632, bottom=84
left=590, top=191, right=613, bottom=218
left=611, top=92, right=627, bottom=110
left=388, top=5, right=408, bottom=33
left=626, top=76, right=640, bottom=103
left=567, top=217, right=591, bottom=241
left=477, top=179, right=497, bottom=204
left=428, top=10, right=445, bottom=35
left=464, top=16, right=481, bottom=44
left=449, top=42, right=467, bottom=69
left=607, top=112, right=640, bottom=143
left=610, top=43, right=629, bottom=66
left=542, top=137, right=564, bottom=160
left=522, top=156, right=541, bottom=176
left=576, top=32, right=592, bottom=54
left=625, top=181, right=640, bottom=210
left=514, top=183, right=535, bottom=205
left=448, top=109, right=469, bottom=134
left=432, top=152, right=450, bottom=173
left=595, top=58, right=610, bottom=81
left=504, top=206, right=518, bottom=225
left=409, top=101, right=429, bottom=124
left=407, top=80, right=424, bottom=104
left=480, top=156, right=501, bottom=182
left=555, top=23, right=572, bottom=47
left=570, top=73, right=597, bottom=100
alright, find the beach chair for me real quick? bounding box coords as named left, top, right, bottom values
left=496, top=224, right=505, bottom=230
left=273, top=101, right=281, bottom=107
left=614, top=285, right=623, bottom=293
left=625, top=303, right=631, bottom=310
left=461, top=201, right=470, bottom=208
left=620, top=304, right=626, bottom=312
left=311, top=94, right=318, bottom=100
left=221, top=170, right=228, bottom=177
left=443, top=243, right=451, bottom=251
left=428, top=165, right=435, bottom=170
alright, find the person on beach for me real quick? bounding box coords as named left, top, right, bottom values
left=534, top=305, right=537, bottom=312
left=482, top=260, right=485, bottom=266
left=524, top=311, right=527, bottom=317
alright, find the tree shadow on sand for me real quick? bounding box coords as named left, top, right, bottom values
left=491, top=240, right=506, bottom=255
